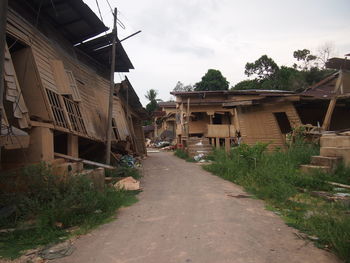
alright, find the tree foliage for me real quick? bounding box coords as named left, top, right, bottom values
left=232, top=51, right=334, bottom=92
left=145, top=89, right=159, bottom=114
left=173, top=81, right=193, bottom=92
left=244, top=55, right=279, bottom=79
left=293, top=49, right=317, bottom=70
left=194, top=69, right=229, bottom=91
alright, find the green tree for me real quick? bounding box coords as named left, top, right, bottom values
left=244, top=55, right=279, bottom=79
left=231, top=79, right=259, bottom=90
left=194, top=69, right=229, bottom=91
left=293, top=49, right=317, bottom=70
left=145, top=89, right=159, bottom=113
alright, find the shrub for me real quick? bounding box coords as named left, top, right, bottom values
left=204, top=142, right=350, bottom=261
left=0, top=163, right=138, bottom=259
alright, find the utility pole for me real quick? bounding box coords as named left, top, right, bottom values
left=106, top=7, right=117, bottom=165
left=0, top=0, right=8, bottom=167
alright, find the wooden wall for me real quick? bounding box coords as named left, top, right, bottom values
left=238, top=102, right=301, bottom=149
left=7, top=9, right=110, bottom=142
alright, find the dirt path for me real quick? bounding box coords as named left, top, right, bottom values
left=54, top=151, right=339, bottom=263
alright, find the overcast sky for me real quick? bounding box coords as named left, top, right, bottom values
left=83, top=0, right=350, bottom=106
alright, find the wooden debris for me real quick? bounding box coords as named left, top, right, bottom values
left=327, top=181, right=350, bottom=190
left=54, top=152, right=115, bottom=170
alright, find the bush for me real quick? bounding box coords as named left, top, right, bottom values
left=174, top=149, right=195, bottom=162
left=204, top=142, right=350, bottom=261
left=0, top=163, right=138, bottom=259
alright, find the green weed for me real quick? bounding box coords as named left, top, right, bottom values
left=105, top=167, right=141, bottom=180
left=204, top=142, right=350, bottom=262
left=174, top=149, right=195, bottom=162
left=0, top=163, right=138, bottom=259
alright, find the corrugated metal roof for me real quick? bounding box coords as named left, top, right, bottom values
left=11, top=0, right=108, bottom=44
left=170, top=89, right=295, bottom=96
left=75, top=33, right=134, bottom=72
left=119, top=77, right=149, bottom=120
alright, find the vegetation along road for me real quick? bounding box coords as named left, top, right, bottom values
left=54, top=151, right=339, bottom=263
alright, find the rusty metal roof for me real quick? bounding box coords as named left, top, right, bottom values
left=326, top=57, right=350, bottom=70
left=75, top=33, right=134, bottom=72
left=170, top=89, right=295, bottom=96
left=10, top=0, right=109, bottom=44
left=119, top=77, right=149, bottom=120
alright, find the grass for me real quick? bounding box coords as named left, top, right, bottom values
left=174, top=149, right=196, bottom=162
left=203, top=142, right=350, bottom=262
left=105, top=166, right=142, bottom=180
left=0, top=164, right=139, bottom=259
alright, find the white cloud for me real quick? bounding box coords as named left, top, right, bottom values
left=84, top=0, right=350, bottom=105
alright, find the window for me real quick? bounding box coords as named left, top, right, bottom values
left=63, top=96, right=87, bottom=134
left=66, top=70, right=82, bottom=102
left=50, top=60, right=82, bottom=102
left=274, top=112, right=292, bottom=134
left=112, top=118, right=120, bottom=140
left=46, top=89, right=69, bottom=129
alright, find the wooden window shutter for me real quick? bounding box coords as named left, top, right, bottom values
left=50, top=59, right=71, bottom=94
left=65, top=70, right=82, bottom=102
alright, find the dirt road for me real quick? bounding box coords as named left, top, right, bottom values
left=54, top=151, right=339, bottom=263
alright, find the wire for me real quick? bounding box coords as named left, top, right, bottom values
left=117, top=19, right=126, bottom=30
left=105, top=0, right=114, bottom=15
left=35, top=0, right=44, bottom=27
left=50, top=0, right=58, bottom=17
left=95, top=0, right=104, bottom=22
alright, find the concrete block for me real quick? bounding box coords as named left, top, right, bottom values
left=321, top=135, right=350, bottom=148
left=320, top=147, right=350, bottom=166
left=310, top=156, right=342, bottom=169
left=52, top=162, right=84, bottom=177
left=81, top=168, right=105, bottom=192
left=300, top=164, right=332, bottom=174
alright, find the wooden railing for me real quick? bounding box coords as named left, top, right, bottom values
left=206, top=124, right=236, bottom=138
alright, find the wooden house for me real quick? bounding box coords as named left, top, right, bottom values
left=170, top=90, right=302, bottom=150
left=153, top=101, right=177, bottom=142
left=1, top=0, right=147, bottom=170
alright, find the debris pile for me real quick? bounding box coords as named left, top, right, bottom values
left=114, top=176, right=141, bottom=191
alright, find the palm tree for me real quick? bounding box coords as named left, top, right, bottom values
left=145, top=89, right=158, bottom=102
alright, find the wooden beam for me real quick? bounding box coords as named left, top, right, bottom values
left=225, top=138, right=230, bottom=153
left=223, top=100, right=253, bottom=107
left=215, top=137, right=220, bottom=149
left=54, top=152, right=116, bottom=170
left=322, top=71, right=343, bottom=131
left=186, top=97, right=190, bottom=138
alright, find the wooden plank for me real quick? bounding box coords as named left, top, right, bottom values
left=322, top=71, right=343, bottom=131
left=54, top=152, right=116, bottom=170
left=31, top=120, right=54, bottom=129
left=223, top=100, right=253, bottom=107
left=50, top=59, right=71, bottom=94
left=327, top=181, right=350, bottom=190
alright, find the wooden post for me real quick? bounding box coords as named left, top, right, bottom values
left=67, top=134, right=79, bottom=158
left=186, top=97, right=190, bottom=138
left=0, top=0, right=8, bottom=167
left=215, top=137, right=220, bottom=149
left=225, top=138, right=230, bottom=153
left=322, top=71, right=343, bottom=131
left=106, top=8, right=117, bottom=165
